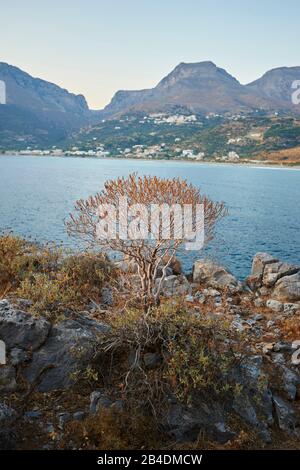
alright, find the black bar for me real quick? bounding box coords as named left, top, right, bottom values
left=1, top=450, right=299, bottom=467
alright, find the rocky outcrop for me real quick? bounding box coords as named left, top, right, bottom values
left=0, top=300, right=109, bottom=393
left=0, top=299, right=51, bottom=350
left=273, top=272, right=300, bottom=302
left=192, top=259, right=240, bottom=291
left=246, top=253, right=300, bottom=303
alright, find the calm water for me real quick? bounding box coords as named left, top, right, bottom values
left=0, top=155, right=299, bottom=279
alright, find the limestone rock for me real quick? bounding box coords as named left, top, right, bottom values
left=273, top=272, right=300, bottom=302
left=192, top=259, right=239, bottom=291
left=23, top=316, right=109, bottom=392
left=0, top=300, right=51, bottom=351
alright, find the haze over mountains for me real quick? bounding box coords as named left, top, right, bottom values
left=0, top=60, right=300, bottom=147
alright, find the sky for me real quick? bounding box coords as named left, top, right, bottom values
left=1, top=0, right=300, bottom=109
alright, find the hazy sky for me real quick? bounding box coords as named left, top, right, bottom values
left=1, top=0, right=300, bottom=109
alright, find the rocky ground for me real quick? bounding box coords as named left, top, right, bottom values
left=1, top=252, right=300, bottom=450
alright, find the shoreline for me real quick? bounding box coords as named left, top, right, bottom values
left=1, top=152, right=300, bottom=170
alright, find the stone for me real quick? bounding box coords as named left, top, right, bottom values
left=58, top=412, right=71, bottom=430
left=245, top=274, right=262, bottom=292
left=203, top=288, right=221, bottom=297
left=281, top=366, right=300, bottom=400
left=25, top=410, right=42, bottom=419
left=9, top=348, right=30, bottom=366
left=90, top=390, right=112, bottom=414
left=266, top=299, right=284, bottom=312
left=254, top=298, right=264, bottom=307
left=73, top=411, right=86, bottom=421
left=273, top=395, right=297, bottom=434
left=0, top=366, right=17, bottom=392
left=262, top=343, right=275, bottom=354
left=251, top=253, right=278, bottom=277
left=23, top=316, right=109, bottom=392
left=0, top=300, right=51, bottom=351
left=157, top=275, right=191, bottom=297
left=192, top=260, right=239, bottom=291
left=0, top=402, right=16, bottom=450
left=263, top=262, right=299, bottom=287
left=273, top=272, right=300, bottom=302
left=0, top=402, right=15, bottom=424
left=166, top=401, right=236, bottom=444
left=283, top=303, right=299, bottom=315
left=101, top=287, right=113, bottom=306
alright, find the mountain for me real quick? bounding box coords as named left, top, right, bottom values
left=246, top=66, right=300, bottom=110
left=0, top=62, right=94, bottom=148
left=101, top=61, right=273, bottom=118
left=1, top=60, right=300, bottom=150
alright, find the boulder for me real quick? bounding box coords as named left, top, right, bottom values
left=0, top=300, right=51, bottom=351
left=273, top=395, right=298, bottom=434
left=262, top=262, right=299, bottom=287
left=192, top=260, right=239, bottom=291
left=273, top=272, right=300, bottom=302
left=156, top=275, right=191, bottom=297
left=266, top=299, right=284, bottom=312
left=251, top=253, right=278, bottom=277
left=23, top=316, right=109, bottom=392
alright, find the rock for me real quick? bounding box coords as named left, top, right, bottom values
left=157, top=275, right=191, bottom=297
left=272, top=353, right=285, bottom=364
left=262, top=343, right=274, bottom=354
left=58, top=412, right=71, bottom=430
left=0, top=402, right=15, bottom=424
left=231, top=317, right=245, bottom=332
left=245, top=274, right=263, bottom=292
left=251, top=253, right=278, bottom=277
left=273, top=395, right=297, bottom=434
left=143, top=352, right=161, bottom=369
left=101, top=286, right=113, bottom=306
left=263, top=262, right=299, bottom=288
left=90, top=391, right=112, bottom=414
left=9, top=348, right=30, bottom=366
left=253, top=313, right=263, bottom=321
left=73, top=411, right=86, bottom=421
left=273, top=272, right=300, bottom=302
left=155, top=266, right=173, bottom=278
left=0, top=402, right=16, bottom=450
left=23, top=316, right=109, bottom=392
left=266, top=299, right=284, bottom=312
left=25, top=410, right=42, bottom=419
left=281, top=366, right=300, bottom=400
left=273, top=342, right=293, bottom=353
left=254, top=298, right=264, bottom=307
left=203, top=288, right=221, bottom=297
left=0, top=300, right=51, bottom=351
left=0, top=365, right=17, bottom=392
left=192, top=260, right=239, bottom=291
left=283, top=303, right=299, bottom=315
left=166, top=401, right=236, bottom=444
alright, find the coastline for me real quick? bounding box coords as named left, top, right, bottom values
left=1, top=152, right=300, bottom=170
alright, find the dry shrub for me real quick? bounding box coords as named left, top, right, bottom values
left=99, top=303, right=244, bottom=414
left=279, top=313, right=300, bottom=341
left=16, top=251, right=115, bottom=318
left=61, top=407, right=163, bottom=450
left=0, top=233, right=116, bottom=318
